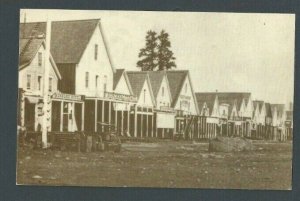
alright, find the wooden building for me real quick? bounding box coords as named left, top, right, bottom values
left=147, top=71, right=175, bottom=138
left=165, top=71, right=199, bottom=139
left=126, top=71, right=156, bottom=138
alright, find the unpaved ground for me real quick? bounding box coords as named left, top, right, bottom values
left=17, top=140, right=292, bottom=189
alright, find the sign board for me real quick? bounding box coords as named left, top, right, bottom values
left=104, top=92, right=137, bottom=102
left=160, top=106, right=175, bottom=113
left=156, top=113, right=175, bottom=128
left=52, top=92, right=83, bottom=101
left=206, top=117, right=219, bottom=124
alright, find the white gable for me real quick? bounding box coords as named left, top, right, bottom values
left=76, top=23, right=114, bottom=97
left=114, top=73, right=131, bottom=95
left=174, top=75, right=198, bottom=115
left=156, top=76, right=172, bottom=109
left=137, top=79, right=154, bottom=107
left=19, top=44, right=59, bottom=95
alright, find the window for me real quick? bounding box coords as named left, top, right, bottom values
left=103, top=75, right=107, bottom=92
left=85, top=72, right=89, bottom=88
left=94, top=44, right=98, bottom=60
left=143, top=89, right=146, bottom=103
left=38, top=52, right=42, bottom=67
left=49, top=77, right=52, bottom=92
left=95, top=75, right=99, bottom=88
left=185, top=83, right=187, bottom=93
left=162, top=87, right=164, bottom=96
left=37, top=76, right=42, bottom=91
left=26, top=74, right=31, bottom=89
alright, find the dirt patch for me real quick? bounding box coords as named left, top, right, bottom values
left=16, top=140, right=292, bottom=189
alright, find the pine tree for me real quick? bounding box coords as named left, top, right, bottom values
left=137, top=30, right=158, bottom=71
left=157, top=30, right=176, bottom=71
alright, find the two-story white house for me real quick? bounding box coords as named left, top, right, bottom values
left=18, top=37, right=62, bottom=131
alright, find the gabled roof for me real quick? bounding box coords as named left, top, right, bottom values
left=19, top=38, right=61, bottom=79
left=113, top=69, right=125, bottom=90
left=20, top=19, right=114, bottom=72
left=271, top=104, right=285, bottom=118
left=217, top=92, right=250, bottom=110
left=126, top=71, right=148, bottom=97
left=253, top=100, right=264, bottom=113
left=165, top=70, right=188, bottom=106
left=147, top=71, right=165, bottom=98
left=113, top=69, right=134, bottom=95
left=195, top=93, right=217, bottom=115
left=126, top=71, right=155, bottom=105
left=19, top=38, right=44, bottom=67
left=264, top=103, right=272, bottom=118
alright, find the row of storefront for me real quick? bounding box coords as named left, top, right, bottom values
left=18, top=19, right=293, bottom=141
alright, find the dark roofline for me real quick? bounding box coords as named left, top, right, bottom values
left=20, top=18, right=101, bottom=24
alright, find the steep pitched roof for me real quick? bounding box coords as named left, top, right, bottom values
left=195, top=93, right=217, bottom=115
left=126, top=71, right=148, bottom=97
left=272, top=104, right=285, bottom=118
left=19, top=19, right=100, bottom=64
left=147, top=71, right=165, bottom=98
left=113, top=69, right=125, bottom=90
left=253, top=100, right=264, bottom=113
left=218, top=92, right=250, bottom=110
left=165, top=70, right=188, bottom=106
left=19, top=38, right=61, bottom=79
left=265, top=103, right=272, bottom=118
left=19, top=38, right=44, bottom=67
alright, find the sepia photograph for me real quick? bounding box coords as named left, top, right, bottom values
left=17, top=9, right=295, bottom=190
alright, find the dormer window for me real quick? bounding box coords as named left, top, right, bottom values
left=185, top=83, right=187, bottom=93
left=162, top=87, right=164, bottom=97
left=94, top=44, right=98, bottom=60
left=38, top=52, right=42, bottom=67
left=143, top=89, right=146, bottom=103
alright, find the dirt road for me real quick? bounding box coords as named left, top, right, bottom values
left=17, top=140, right=292, bottom=189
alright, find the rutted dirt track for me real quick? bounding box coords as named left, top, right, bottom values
left=17, top=140, right=292, bottom=189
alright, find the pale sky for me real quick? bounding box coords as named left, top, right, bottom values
left=20, top=9, right=295, bottom=105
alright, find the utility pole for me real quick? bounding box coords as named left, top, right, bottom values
left=42, top=16, right=51, bottom=148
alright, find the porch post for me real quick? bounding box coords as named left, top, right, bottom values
left=101, top=100, right=104, bottom=132
left=109, top=101, right=111, bottom=124
left=60, top=101, right=63, bottom=132
left=94, top=99, right=97, bottom=132
left=81, top=102, right=84, bottom=131
left=134, top=105, right=137, bottom=137
left=146, top=109, right=149, bottom=137
left=121, top=107, right=124, bottom=135
left=141, top=112, right=143, bottom=138
left=151, top=112, right=154, bottom=137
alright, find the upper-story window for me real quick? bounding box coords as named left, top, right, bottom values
left=85, top=72, right=89, bottom=88
left=94, top=44, right=98, bottom=60
left=185, top=83, right=187, bottom=93
left=103, top=75, right=107, bottom=92
left=95, top=75, right=99, bottom=88
left=49, top=77, right=53, bottom=92
left=162, top=87, right=164, bottom=97
left=37, top=76, right=42, bottom=91
left=38, top=52, right=42, bottom=67
left=143, top=89, right=146, bottom=103
left=26, top=74, right=31, bottom=90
